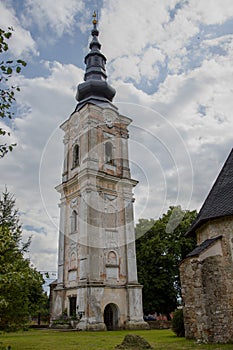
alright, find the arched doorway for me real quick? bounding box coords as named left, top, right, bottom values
left=104, top=303, right=119, bottom=330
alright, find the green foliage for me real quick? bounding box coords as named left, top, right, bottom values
left=172, top=308, right=185, bottom=337
left=115, top=334, right=153, bottom=349
left=0, top=188, right=29, bottom=249
left=0, top=189, right=45, bottom=330
left=36, top=292, right=50, bottom=322
left=136, top=206, right=197, bottom=316
left=0, top=27, right=27, bottom=158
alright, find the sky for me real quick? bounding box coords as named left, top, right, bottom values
left=1, top=0, right=233, bottom=276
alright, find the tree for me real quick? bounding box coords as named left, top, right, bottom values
left=172, top=308, right=185, bottom=337
left=0, top=27, right=27, bottom=158
left=37, top=292, right=50, bottom=325
left=0, top=189, right=45, bottom=330
left=135, top=206, right=197, bottom=317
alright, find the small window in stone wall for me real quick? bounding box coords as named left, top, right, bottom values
left=71, top=210, right=78, bottom=233
left=73, top=144, right=79, bottom=168
left=105, top=141, right=113, bottom=165
left=106, top=250, right=118, bottom=280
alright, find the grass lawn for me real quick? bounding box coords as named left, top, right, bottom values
left=0, top=329, right=233, bottom=350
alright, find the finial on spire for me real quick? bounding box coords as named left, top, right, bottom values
left=92, top=11, right=97, bottom=25
left=75, top=10, right=116, bottom=110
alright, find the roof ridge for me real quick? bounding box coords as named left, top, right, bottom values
left=187, top=148, right=233, bottom=235
left=186, top=235, right=222, bottom=258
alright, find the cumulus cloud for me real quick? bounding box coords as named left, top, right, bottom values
left=100, top=0, right=233, bottom=87
left=0, top=1, right=38, bottom=57
left=188, top=0, right=233, bottom=25
left=111, top=56, right=141, bottom=82
left=22, top=0, right=85, bottom=36
left=1, top=61, right=83, bottom=270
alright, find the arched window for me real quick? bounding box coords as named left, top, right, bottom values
left=107, top=251, right=117, bottom=265
left=71, top=210, right=78, bottom=233
left=105, top=142, right=113, bottom=164
left=73, top=144, right=79, bottom=168
left=106, top=250, right=118, bottom=280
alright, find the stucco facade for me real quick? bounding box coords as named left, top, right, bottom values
left=50, top=14, right=147, bottom=331
left=50, top=104, right=147, bottom=330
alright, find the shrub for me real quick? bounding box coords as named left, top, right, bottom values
left=172, top=308, right=185, bottom=337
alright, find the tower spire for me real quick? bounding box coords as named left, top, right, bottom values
left=75, top=12, right=116, bottom=110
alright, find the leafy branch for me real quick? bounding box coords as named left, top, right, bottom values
left=0, top=27, right=27, bottom=158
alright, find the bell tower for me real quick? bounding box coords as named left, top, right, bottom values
left=50, top=12, right=148, bottom=330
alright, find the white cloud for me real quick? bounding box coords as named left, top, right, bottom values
left=111, top=56, right=141, bottom=82
left=160, top=11, right=198, bottom=56
left=0, top=1, right=38, bottom=57
left=188, top=0, right=233, bottom=25
left=139, top=47, right=165, bottom=80
left=0, top=61, right=83, bottom=270
left=23, top=0, right=85, bottom=36
left=112, top=15, right=233, bottom=215
left=100, top=0, right=233, bottom=85
left=101, top=0, right=179, bottom=59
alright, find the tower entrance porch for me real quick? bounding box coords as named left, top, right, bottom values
left=104, top=303, right=119, bottom=330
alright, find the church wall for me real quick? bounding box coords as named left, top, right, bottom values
left=180, top=257, right=203, bottom=339
left=197, top=216, right=233, bottom=250
left=201, top=256, right=233, bottom=343
left=180, top=217, right=233, bottom=343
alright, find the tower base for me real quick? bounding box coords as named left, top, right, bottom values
left=125, top=320, right=149, bottom=330
left=77, top=319, right=107, bottom=331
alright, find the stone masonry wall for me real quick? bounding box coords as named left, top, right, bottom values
left=180, top=258, right=203, bottom=340
left=180, top=233, right=233, bottom=343
left=180, top=217, right=233, bottom=343
left=201, top=255, right=233, bottom=343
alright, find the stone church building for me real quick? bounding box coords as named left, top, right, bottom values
left=180, top=149, right=233, bottom=343
left=50, top=14, right=148, bottom=331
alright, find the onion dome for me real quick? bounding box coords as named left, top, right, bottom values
left=76, top=12, right=116, bottom=110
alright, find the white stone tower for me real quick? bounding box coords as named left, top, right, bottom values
left=50, top=13, right=147, bottom=330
